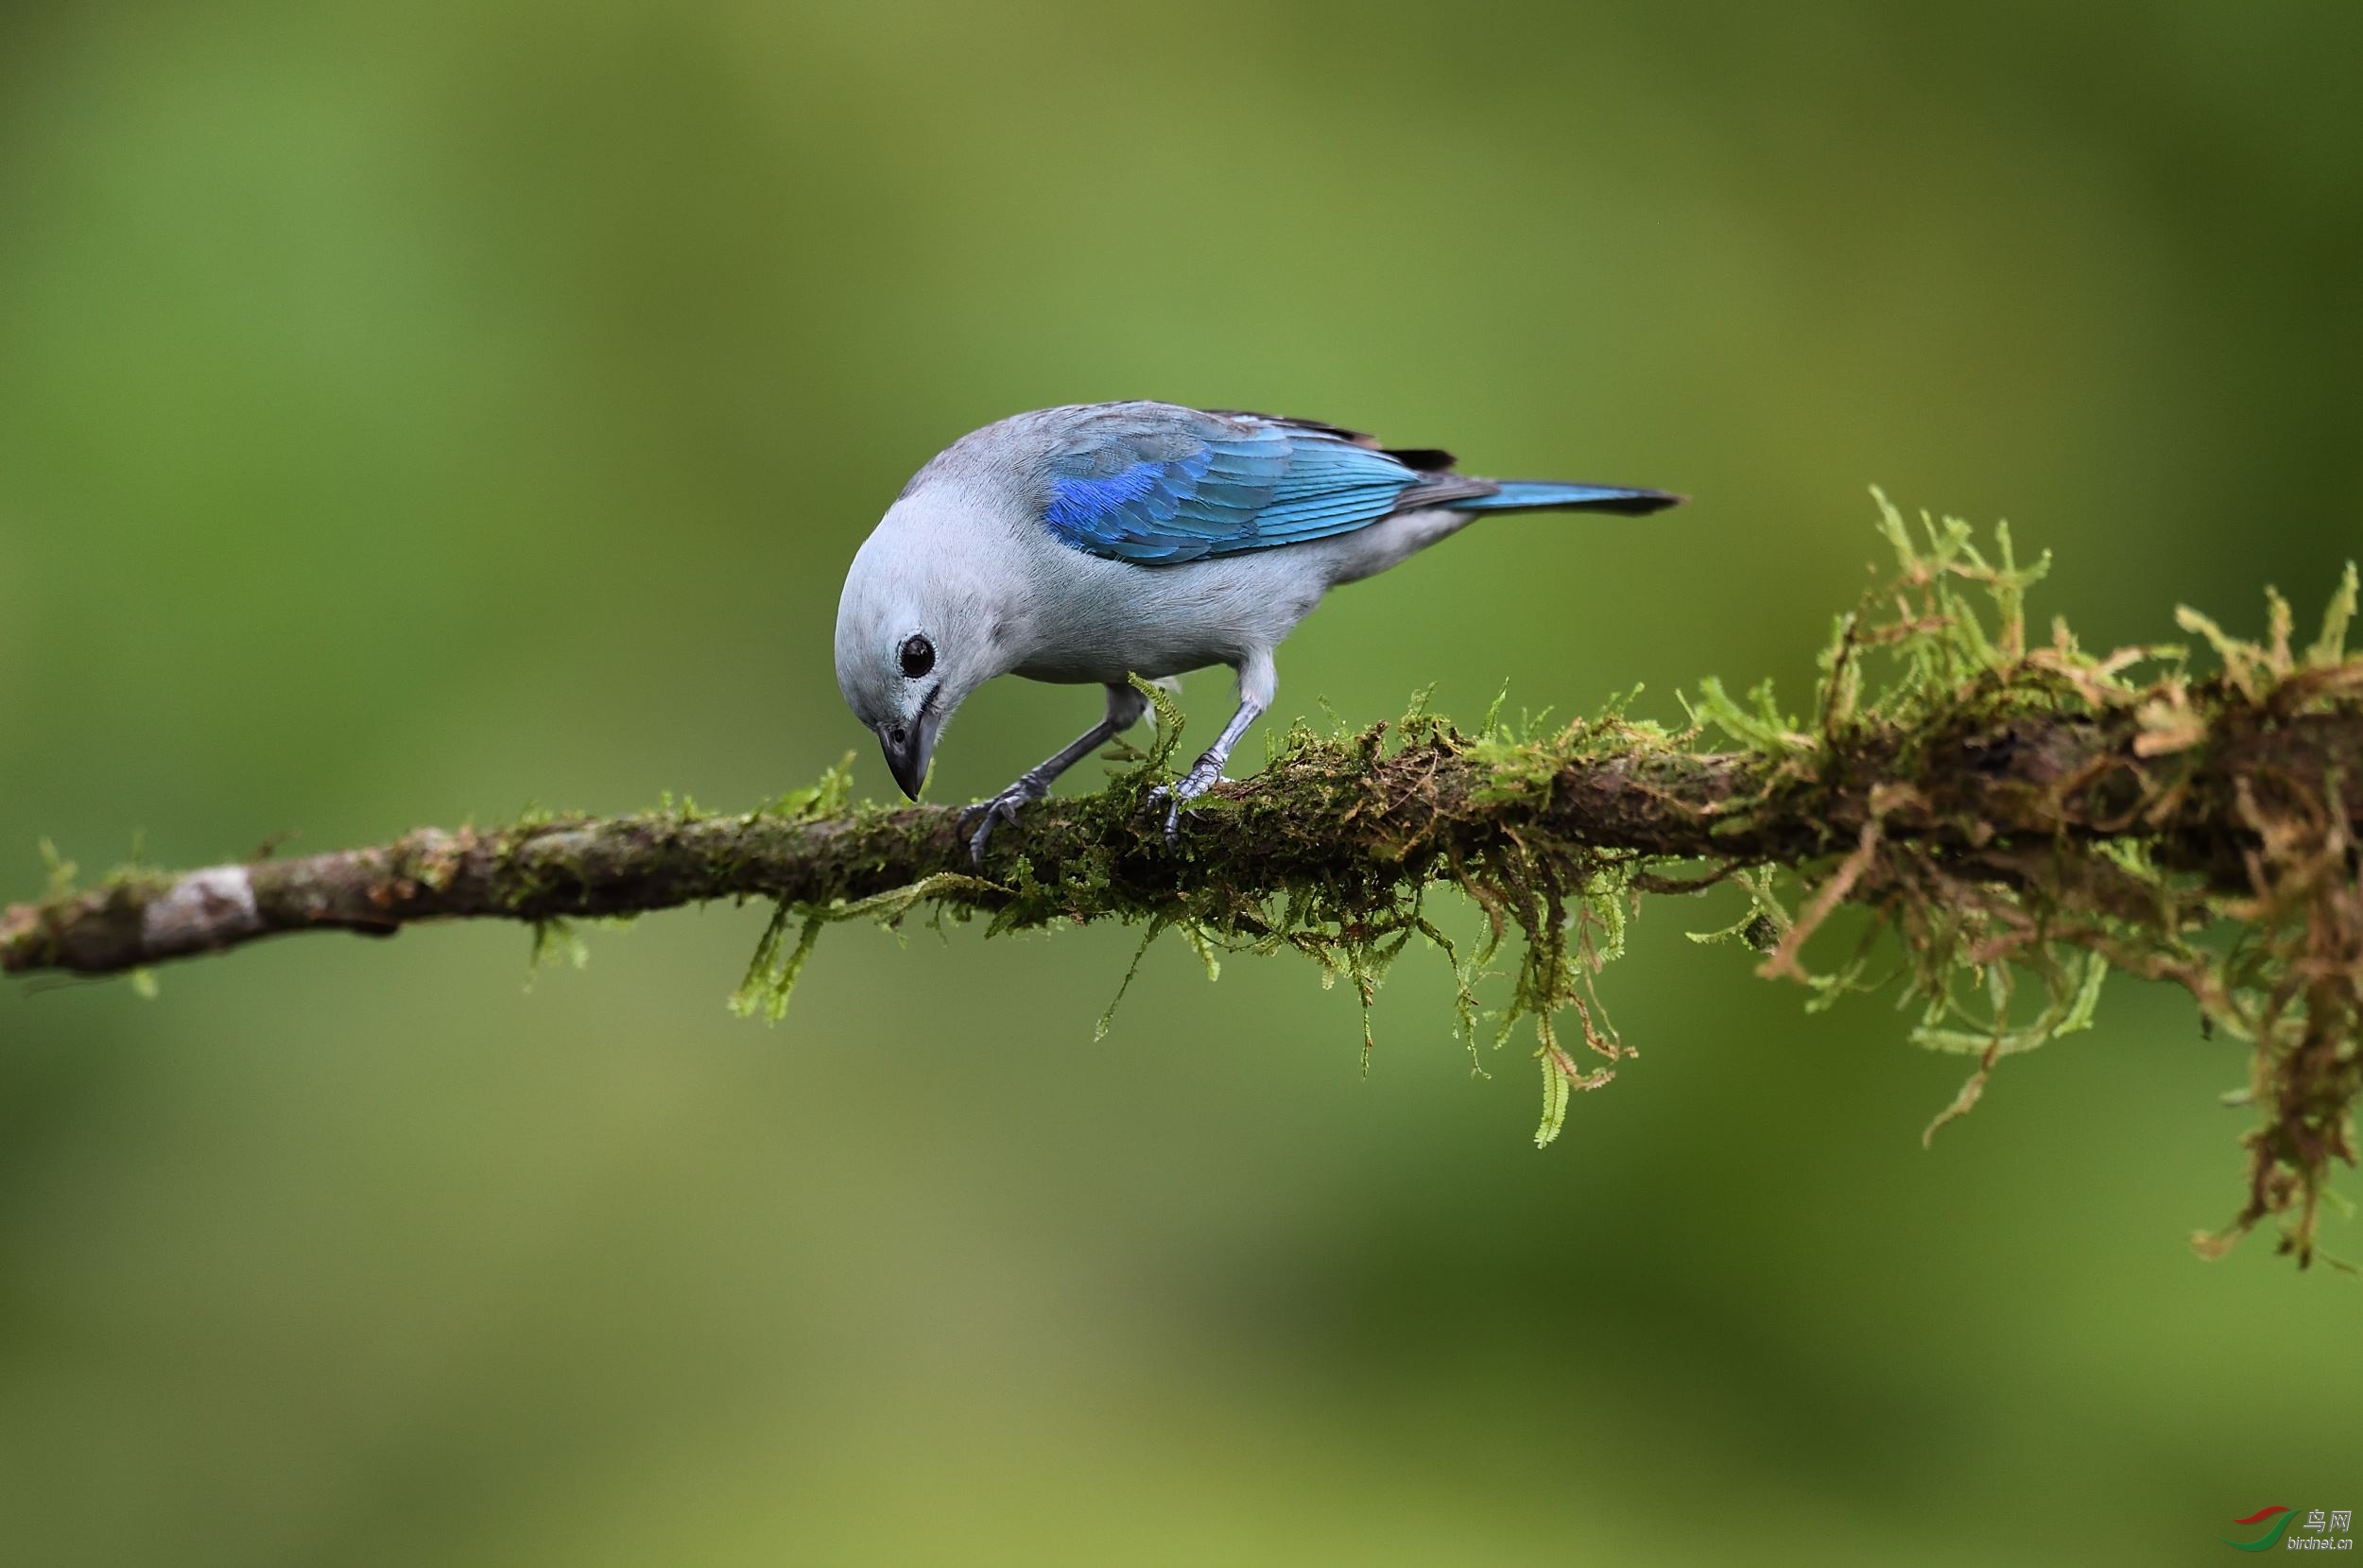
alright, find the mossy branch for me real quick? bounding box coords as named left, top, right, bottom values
left=12, top=704, right=2348, bottom=978
left=7, top=499, right=2359, bottom=1266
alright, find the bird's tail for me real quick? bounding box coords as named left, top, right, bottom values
left=1447, top=480, right=1684, bottom=517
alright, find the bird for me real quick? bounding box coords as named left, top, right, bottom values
left=834, top=401, right=1682, bottom=864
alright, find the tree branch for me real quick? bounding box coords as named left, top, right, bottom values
left=8, top=514, right=2358, bottom=1266
left=5, top=705, right=2354, bottom=977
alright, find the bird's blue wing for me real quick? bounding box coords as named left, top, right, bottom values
left=1039, top=406, right=1430, bottom=563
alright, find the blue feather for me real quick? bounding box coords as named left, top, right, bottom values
left=1039, top=406, right=1421, bottom=562
left=1446, top=481, right=1681, bottom=514
left=1031, top=403, right=1677, bottom=563
left=1044, top=462, right=1170, bottom=532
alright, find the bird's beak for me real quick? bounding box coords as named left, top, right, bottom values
left=880, top=714, right=937, bottom=801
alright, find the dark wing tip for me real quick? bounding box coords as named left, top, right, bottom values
left=1199, top=410, right=1462, bottom=476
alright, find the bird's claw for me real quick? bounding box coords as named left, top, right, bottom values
left=1146, top=761, right=1228, bottom=849
left=959, top=778, right=1046, bottom=866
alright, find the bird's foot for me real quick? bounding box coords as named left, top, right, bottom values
left=1146, top=758, right=1228, bottom=848
left=958, top=775, right=1050, bottom=867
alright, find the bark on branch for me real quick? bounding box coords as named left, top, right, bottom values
left=7, top=704, right=2356, bottom=978
left=7, top=515, right=2359, bottom=1265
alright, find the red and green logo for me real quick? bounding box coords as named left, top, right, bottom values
left=2221, top=1507, right=2298, bottom=1552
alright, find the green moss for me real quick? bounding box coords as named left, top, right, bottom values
left=6, top=493, right=2350, bottom=1267
left=1733, top=499, right=2359, bottom=1266
left=687, top=496, right=2356, bottom=1266
left=527, top=918, right=591, bottom=974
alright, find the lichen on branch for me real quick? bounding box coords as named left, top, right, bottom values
left=5, top=498, right=2357, bottom=1266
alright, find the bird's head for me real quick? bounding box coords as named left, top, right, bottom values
left=834, top=492, right=1016, bottom=800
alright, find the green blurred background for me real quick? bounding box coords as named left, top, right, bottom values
left=3, top=3, right=2358, bottom=1562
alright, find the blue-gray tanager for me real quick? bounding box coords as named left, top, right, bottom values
left=835, top=402, right=1681, bottom=862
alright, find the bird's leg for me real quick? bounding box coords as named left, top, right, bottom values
left=960, top=681, right=1148, bottom=866
left=1149, top=652, right=1273, bottom=847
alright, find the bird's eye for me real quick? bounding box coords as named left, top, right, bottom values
left=887, top=725, right=906, bottom=746
left=899, top=634, right=935, bottom=679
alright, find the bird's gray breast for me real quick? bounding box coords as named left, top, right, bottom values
left=1009, top=547, right=1328, bottom=684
